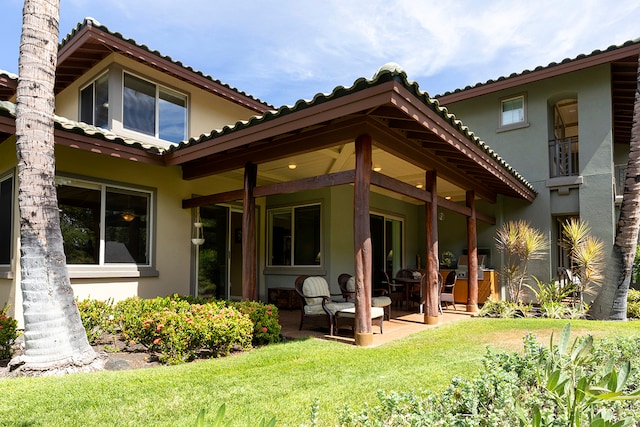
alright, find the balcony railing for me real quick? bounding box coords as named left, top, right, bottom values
left=549, top=137, right=579, bottom=177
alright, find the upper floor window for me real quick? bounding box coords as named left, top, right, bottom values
left=499, top=94, right=527, bottom=129
left=56, top=177, right=153, bottom=266
left=549, top=98, right=579, bottom=177
left=80, top=71, right=188, bottom=144
left=268, top=204, right=321, bottom=267
left=0, top=173, right=13, bottom=266
left=80, top=73, right=109, bottom=128
left=123, top=73, right=187, bottom=143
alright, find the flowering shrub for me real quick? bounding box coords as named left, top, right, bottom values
left=628, top=289, right=640, bottom=319
left=76, top=298, right=116, bottom=344
left=0, top=304, right=18, bottom=360
left=230, top=300, right=281, bottom=345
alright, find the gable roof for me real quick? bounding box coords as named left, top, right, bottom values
left=56, top=18, right=273, bottom=114
left=436, top=38, right=640, bottom=145
left=165, top=64, right=536, bottom=202
left=0, top=71, right=17, bottom=101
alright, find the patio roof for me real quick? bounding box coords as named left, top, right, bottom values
left=168, top=63, right=536, bottom=204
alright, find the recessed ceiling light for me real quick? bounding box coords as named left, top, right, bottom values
left=445, top=196, right=452, bottom=200
left=373, top=166, right=382, bottom=172
left=416, top=183, right=423, bottom=189
left=288, top=163, right=297, bottom=169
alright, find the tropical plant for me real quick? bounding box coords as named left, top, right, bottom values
left=562, top=218, right=605, bottom=310
left=496, top=220, right=549, bottom=302
left=10, top=0, right=101, bottom=375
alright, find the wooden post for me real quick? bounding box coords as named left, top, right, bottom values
left=242, top=162, right=257, bottom=300
left=354, top=134, right=373, bottom=346
left=466, top=190, right=479, bottom=313
left=424, top=170, right=439, bottom=324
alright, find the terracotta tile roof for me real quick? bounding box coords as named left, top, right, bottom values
left=437, top=37, right=640, bottom=98
left=171, top=64, right=536, bottom=195
left=0, top=100, right=163, bottom=154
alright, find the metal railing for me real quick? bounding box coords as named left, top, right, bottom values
left=549, top=137, right=579, bottom=177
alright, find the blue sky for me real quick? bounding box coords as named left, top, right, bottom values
left=1, top=0, right=640, bottom=107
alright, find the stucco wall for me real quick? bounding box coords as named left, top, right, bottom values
left=443, top=64, right=616, bottom=285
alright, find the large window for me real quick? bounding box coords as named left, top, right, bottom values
left=0, top=174, right=13, bottom=265
left=80, top=73, right=109, bottom=128
left=268, top=204, right=321, bottom=266
left=500, top=94, right=526, bottom=128
left=123, top=73, right=187, bottom=143
left=57, top=177, right=152, bottom=265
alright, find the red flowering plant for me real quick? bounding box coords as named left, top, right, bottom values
left=0, top=304, right=18, bottom=360
left=231, top=300, right=281, bottom=345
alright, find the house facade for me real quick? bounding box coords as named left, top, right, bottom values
left=0, top=18, right=636, bottom=329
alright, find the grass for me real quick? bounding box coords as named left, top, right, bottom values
left=2, top=318, right=639, bottom=426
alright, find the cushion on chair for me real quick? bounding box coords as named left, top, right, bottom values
left=336, top=306, right=384, bottom=319
left=371, top=296, right=392, bottom=307
left=346, top=276, right=355, bottom=292
left=302, top=276, right=331, bottom=306
left=303, top=301, right=353, bottom=316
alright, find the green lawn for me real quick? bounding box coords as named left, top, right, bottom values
left=2, top=318, right=639, bottom=426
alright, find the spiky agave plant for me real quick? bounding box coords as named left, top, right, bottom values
left=496, top=220, right=548, bottom=302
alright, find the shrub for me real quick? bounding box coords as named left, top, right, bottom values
left=628, top=289, right=640, bottom=319
left=230, top=300, right=281, bottom=345
left=335, top=324, right=640, bottom=426
left=478, top=298, right=530, bottom=318
left=0, top=304, right=18, bottom=360
left=76, top=298, right=116, bottom=344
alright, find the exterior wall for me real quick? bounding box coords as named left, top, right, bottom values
left=443, top=64, right=616, bottom=289
left=55, top=54, right=259, bottom=148
left=262, top=185, right=422, bottom=295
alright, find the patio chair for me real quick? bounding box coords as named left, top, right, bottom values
left=338, top=274, right=392, bottom=320
left=335, top=306, right=384, bottom=334
left=380, top=270, right=404, bottom=309
left=294, top=275, right=353, bottom=335
left=440, top=270, right=457, bottom=311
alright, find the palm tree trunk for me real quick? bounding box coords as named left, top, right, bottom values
left=9, top=0, right=103, bottom=375
left=589, top=55, right=640, bottom=320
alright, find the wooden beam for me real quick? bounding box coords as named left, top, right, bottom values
left=182, top=189, right=244, bottom=209
left=254, top=170, right=354, bottom=198
left=371, top=171, right=432, bottom=203
left=242, top=163, right=257, bottom=300
left=466, top=190, right=479, bottom=313
left=424, top=170, right=439, bottom=324
left=353, top=134, right=373, bottom=346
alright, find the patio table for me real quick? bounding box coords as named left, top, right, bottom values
left=393, top=276, right=421, bottom=309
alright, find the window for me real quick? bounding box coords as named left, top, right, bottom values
left=56, top=177, right=152, bottom=265
left=123, top=73, right=187, bottom=143
left=268, top=204, right=321, bottom=266
left=80, top=73, right=109, bottom=128
left=500, top=95, right=526, bottom=128
left=0, top=174, right=13, bottom=265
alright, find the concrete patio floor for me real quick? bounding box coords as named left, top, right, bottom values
left=278, top=304, right=476, bottom=346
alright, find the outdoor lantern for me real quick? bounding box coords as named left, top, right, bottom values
left=191, top=207, right=205, bottom=246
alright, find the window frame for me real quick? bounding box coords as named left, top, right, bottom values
left=266, top=203, right=322, bottom=268
left=0, top=171, right=14, bottom=272
left=498, top=93, right=528, bottom=131
left=56, top=174, right=157, bottom=277
left=79, top=71, right=109, bottom=128
left=122, top=71, right=188, bottom=144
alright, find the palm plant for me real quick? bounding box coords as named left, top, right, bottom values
left=561, top=219, right=605, bottom=310
left=496, top=220, right=549, bottom=302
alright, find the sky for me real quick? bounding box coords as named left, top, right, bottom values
left=1, top=0, right=640, bottom=107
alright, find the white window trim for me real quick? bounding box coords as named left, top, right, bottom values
left=122, top=71, right=189, bottom=144
left=56, top=174, right=157, bottom=277
left=266, top=202, right=322, bottom=268
left=497, top=93, right=529, bottom=132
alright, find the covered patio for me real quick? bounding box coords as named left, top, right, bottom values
left=172, top=64, right=536, bottom=346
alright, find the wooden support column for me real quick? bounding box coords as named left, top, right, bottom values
left=242, top=162, right=257, bottom=301
left=353, top=134, right=373, bottom=346
left=466, top=190, right=479, bottom=313
left=424, top=170, right=439, bottom=324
